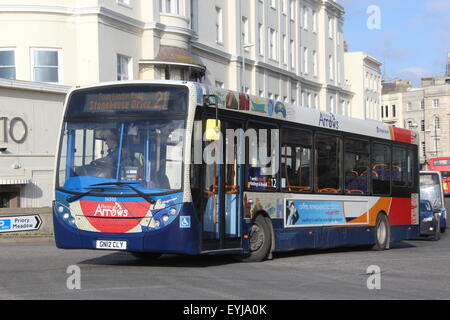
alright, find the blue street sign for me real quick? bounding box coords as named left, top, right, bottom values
left=0, top=219, right=11, bottom=231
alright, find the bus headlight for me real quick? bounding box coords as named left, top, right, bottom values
left=54, top=201, right=76, bottom=227
left=146, top=204, right=182, bottom=230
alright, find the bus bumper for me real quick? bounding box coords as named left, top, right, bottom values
left=53, top=202, right=201, bottom=255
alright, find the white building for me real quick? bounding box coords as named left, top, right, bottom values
left=0, top=0, right=356, bottom=208
left=0, top=79, right=68, bottom=208
left=344, top=51, right=382, bottom=120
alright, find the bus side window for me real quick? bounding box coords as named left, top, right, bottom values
left=344, top=138, right=369, bottom=195
left=281, top=128, right=312, bottom=192
left=372, top=143, right=391, bottom=195
left=315, top=133, right=342, bottom=193
left=245, top=122, right=279, bottom=192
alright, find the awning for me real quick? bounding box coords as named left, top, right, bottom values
left=140, top=46, right=206, bottom=72
left=0, top=178, right=31, bottom=185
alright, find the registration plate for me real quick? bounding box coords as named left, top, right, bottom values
left=95, top=240, right=127, bottom=250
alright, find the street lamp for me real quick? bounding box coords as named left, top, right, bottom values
left=241, top=43, right=255, bottom=93
left=425, top=116, right=439, bottom=158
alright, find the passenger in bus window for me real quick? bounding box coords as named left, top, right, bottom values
left=73, top=129, right=121, bottom=178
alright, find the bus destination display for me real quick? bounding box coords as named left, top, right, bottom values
left=85, top=91, right=170, bottom=112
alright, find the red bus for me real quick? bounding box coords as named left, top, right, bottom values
left=428, top=157, right=450, bottom=195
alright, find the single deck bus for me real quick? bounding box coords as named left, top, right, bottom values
left=428, top=157, right=450, bottom=196
left=53, top=80, right=419, bottom=262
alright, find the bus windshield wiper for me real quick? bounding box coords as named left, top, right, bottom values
left=67, top=185, right=130, bottom=203
left=67, top=190, right=96, bottom=203
left=90, top=182, right=156, bottom=204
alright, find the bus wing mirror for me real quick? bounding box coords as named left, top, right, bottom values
left=205, top=119, right=221, bottom=141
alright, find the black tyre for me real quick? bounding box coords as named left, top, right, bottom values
left=130, top=252, right=162, bottom=260
left=433, top=218, right=441, bottom=241
left=239, top=215, right=272, bottom=262
left=372, top=214, right=390, bottom=251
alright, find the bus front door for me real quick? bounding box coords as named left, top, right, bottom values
left=202, top=118, right=243, bottom=251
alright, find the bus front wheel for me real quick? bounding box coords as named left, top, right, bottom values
left=239, top=215, right=272, bottom=262
left=130, top=252, right=162, bottom=260
left=372, top=214, right=390, bottom=251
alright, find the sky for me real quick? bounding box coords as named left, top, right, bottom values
left=338, top=0, right=450, bottom=87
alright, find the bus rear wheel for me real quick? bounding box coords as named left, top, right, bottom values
left=239, top=215, right=272, bottom=262
left=372, top=214, right=390, bottom=251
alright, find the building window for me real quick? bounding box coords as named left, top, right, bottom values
left=381, top=105, right=384, bottom=118
left=313, top=50, right=317, bottom=76
left=407, top=120, right=414, bottom=130
left=328, top=16, right=333, bottom=39
left=303, top=47, right=308, bottom=74
left=328, top=55, right=334, bottom=80
left=312, top=10, right=317, bottom=33
left=270, top=0, right=276, bottom=9
left=290, top=40, right=295, bottom=69
left=433, top=99, right=440, bottom=108
left=242, top=16, right=249, bottom=47
left=216, top=7, right=223, bottom=44
left=117, top=0, right=132, bottom=7
left=161, top=0, right=180, bottom=14
left=281, top=0, right=287, bottom=14
left=421, top=141, right=426, bottom=157
left=421, top=100, right=425, bottom=109
left=435, top=116, right=440, bottom=129
left=290, top=0, right=295, bottom=20
left=385, top=105, right=389, bottom=118
left=0, top=49, right=16, bottom=80
left=283, top=35, right=288, bottom=65
left=407, top=102, right=412, bottom=111
left=269, top=28, right=277, bottom=60
left=31, top=48, right=61, bottom=83
left=258, top=24, right=264, bottom=56
left=190, top=0, right=198, bottom=31
left=421, top=120, right=425, bottom=132
left=392, top=105, right=396, bottom=118
left=303, top=6, right=308, bottom=30
left=117, top=54, right=132, bottom=81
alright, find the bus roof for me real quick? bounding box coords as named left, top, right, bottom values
left=66, top=80, right=417, bottom=145
left=194, top=82, right=417, bottom=145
